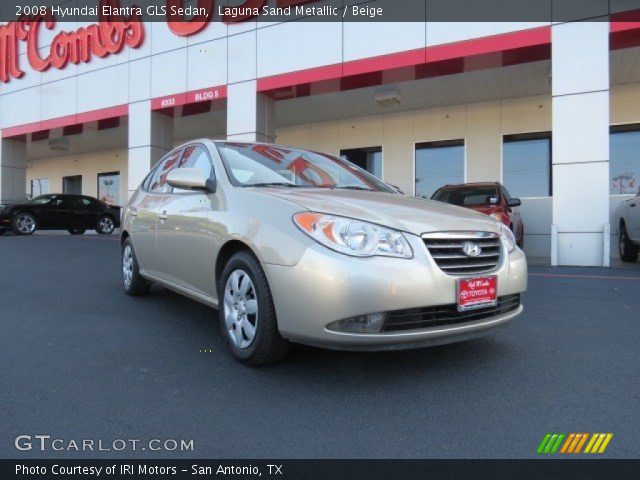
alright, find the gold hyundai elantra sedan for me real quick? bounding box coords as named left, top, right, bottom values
left=121, top=140, right=527, bottom=365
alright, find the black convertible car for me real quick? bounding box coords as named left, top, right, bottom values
left=0, top=194, right=120, bottom=236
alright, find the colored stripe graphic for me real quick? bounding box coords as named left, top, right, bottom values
left=560, top=433, right=575, bottom=453
left=574, top=433, right=589, bottom=453
left=537, top=433, right=565, bottom=454
left=584, top=433, right=614, bottom=454
left=537, top=434, right=552, bottom=454
left=539, top=433, right=613, bottom=454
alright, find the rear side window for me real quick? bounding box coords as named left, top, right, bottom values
left=148, top=149, right=184, bottom=193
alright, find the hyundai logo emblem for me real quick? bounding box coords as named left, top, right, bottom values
left=462, top=242, right=482, bottom=257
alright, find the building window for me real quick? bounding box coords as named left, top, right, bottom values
left=415, top=140, right=465, bottom=198
left=98, top=171, right=121, bottom=206
left=30, top=178, right=50, bottom=197
left=62, top=175, right=82, bottom=195
left=340, top=147, right=383, bottom=179
left=610, top=125, right=640, bottom=195
left=503, top=133, right=551, bottom=197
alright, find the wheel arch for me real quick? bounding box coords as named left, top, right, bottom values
left=215, top=240, right=259, bottom=290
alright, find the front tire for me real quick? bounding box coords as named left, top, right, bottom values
left=219, top=251, right=289, bottom=366
left=122, top=238, right=151, bottom=296
left=13, top=212, right=36, bottom=235
left=96, top=215, right=115, bottom=235
left=619, top=223, right=639, bottom=263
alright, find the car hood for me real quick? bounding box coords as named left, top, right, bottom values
left=259, top=188, right=502, bottom=236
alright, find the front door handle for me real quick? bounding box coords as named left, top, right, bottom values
left=158, top=210, right=168, bottom=220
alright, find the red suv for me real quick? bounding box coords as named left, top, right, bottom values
left=431, top=182, right=524, bottom=247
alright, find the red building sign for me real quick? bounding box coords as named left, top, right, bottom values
left=0, top=0, right=314, bottom=84
left=0, top=0, right=144, bottom=83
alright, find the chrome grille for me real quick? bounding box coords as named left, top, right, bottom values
left=422, top=231, right=502, bottom=275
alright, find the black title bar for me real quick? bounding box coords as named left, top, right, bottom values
left=3, top=459, right=640, bottom=480
left=2, top=0, right=640, bottom=23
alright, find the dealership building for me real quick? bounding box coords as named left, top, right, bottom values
left=0, top=3, right=639, bottom=267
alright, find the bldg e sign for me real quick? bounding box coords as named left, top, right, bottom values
left=0, top=0, right=313, bottom=83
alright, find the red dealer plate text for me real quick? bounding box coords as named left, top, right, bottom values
left=457, top=276, right=497, bottom=312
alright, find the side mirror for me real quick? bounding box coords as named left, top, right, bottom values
left=488, top=196, right=499, bottom=205
left=166, top=168, right=216, bottom=193
left=507, top=198, right=521, bottom=207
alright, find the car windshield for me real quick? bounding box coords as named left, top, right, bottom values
left=432, top=186, right=499, bottom=207
left=27, top=195, right=55, bottom=205
left=215, top=142, right=395, bottom=193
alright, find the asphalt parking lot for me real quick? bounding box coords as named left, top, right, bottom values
left=1, top=234, right=639, bottom=459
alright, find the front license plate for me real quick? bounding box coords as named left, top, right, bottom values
left=457, top=276, right=497, bottom=311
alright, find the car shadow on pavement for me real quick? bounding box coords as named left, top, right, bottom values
left=148, top=283, right=516, bottom=388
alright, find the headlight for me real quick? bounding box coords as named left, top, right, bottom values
left=500, top=224, right=517, bottom=253
left=293, top=212, right=413, bottom=258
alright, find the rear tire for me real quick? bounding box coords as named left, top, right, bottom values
left=12, top=212, right=36, bottom=235
left=218, top=251, right=289, bottom=366
left=619, top=223, right=639, bottom=263
left=96, top=215, right=115, bottom=235
left=68, top=229, right=86, bottom=235
left=122, top=238, right=151, bottom=296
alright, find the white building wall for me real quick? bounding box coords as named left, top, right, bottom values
left=552, top=22, right=610, bottom=266
left=0, top=20, right=560, bottom=133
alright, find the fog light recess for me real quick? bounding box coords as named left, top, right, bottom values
left=327, top=313, right=386, bottom=333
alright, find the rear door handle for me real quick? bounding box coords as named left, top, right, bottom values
left=158, top=210, right=168, bottom=220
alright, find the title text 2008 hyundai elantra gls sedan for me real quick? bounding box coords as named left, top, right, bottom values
left=121, top=140, right=527, bottom=365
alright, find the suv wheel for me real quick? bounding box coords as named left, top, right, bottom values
left=122, top=238, right=151, bottom=296
left=96, top=215, right=115, bottom=235
left=219, top=251, right=289, bottom=366
left=13, top=213, right=37, bottom=235
left=619, top=224, right=639, bottom=262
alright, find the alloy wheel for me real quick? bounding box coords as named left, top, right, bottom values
left=122, top=245, right=133, bottom=289
left=16, top=214, right=35, bottom=234
left=99, top=216, right=114, bottom=234
left=223, top=269, right=258, bottom=349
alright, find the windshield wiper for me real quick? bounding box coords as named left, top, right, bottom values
left=246, top=182, right=299, bottom=188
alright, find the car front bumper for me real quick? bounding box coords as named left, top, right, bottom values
left=263, top=234, right=527, bottom=350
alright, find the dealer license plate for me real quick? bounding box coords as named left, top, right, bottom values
left=457, top=276, right=497, bottom=311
